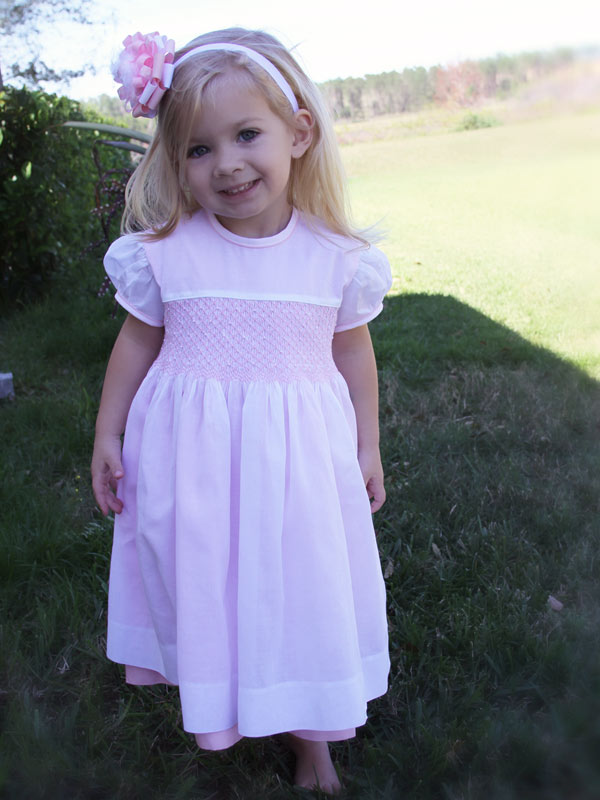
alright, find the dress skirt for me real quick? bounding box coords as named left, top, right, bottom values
left=106, top=297, right=390, bottom=744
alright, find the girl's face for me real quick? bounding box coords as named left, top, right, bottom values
left=184, top=72, right=312, bottom=238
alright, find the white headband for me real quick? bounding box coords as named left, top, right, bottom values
left=172, top=43, right=299, bottom=112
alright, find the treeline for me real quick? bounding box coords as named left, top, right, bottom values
left=319, top=47, right=578, bottom=120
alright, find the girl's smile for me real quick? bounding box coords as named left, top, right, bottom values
left=220, top=180, right=259, bottom=196
left=184, top=73, right=312, bottom=238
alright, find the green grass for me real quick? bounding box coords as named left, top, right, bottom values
left=1, top=107, right=600, bottom=799
left=345, top=111, right=600, bottom=377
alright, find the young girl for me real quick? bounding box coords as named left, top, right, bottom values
left=92, top=27, right=391, bottom=793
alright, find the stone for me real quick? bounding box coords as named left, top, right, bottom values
left=0, top=372, right=14, bottom=399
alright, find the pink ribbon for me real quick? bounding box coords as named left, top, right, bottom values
left=113, top=32, right=175, bottom=118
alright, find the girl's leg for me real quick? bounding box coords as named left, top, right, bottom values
left=194, top=726, right=243, bottom=750
left=125, top=665, right=176, bottom=685
left=286, top=733, right=344, bottom=794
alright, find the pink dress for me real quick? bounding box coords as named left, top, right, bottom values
left=104, top=209, right=391, bottom=749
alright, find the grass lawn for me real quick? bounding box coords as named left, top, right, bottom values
left=345, top=110, right=600, bottom=377
left=1, top=106, right=599, bottom=799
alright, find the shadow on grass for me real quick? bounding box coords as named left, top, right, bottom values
left=0, top=289, right=599, bottom=800
left=367, top=293, right=600, bottom=800
left=373, top=291, right=598, bottom=383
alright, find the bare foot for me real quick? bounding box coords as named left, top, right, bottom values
left=286, top=734, right=342, bottom=794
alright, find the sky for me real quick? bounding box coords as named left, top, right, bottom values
left=8, top=0, right=600, bottom=99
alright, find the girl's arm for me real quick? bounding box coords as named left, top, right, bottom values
left=91, top=314, right=164, bottom=516
left=332, top=324, right=386, bottom=513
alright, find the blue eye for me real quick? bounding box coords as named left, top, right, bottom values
left=239, top=129, right=258, bottom=143
left=188, top=144, right=209, bottom=159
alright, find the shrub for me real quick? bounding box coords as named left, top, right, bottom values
left=455, top=112, right=500, bottom=132
left=0, top=87, right=130, bottom=311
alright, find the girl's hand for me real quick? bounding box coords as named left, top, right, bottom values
left=358, top=447, right=386, bottom=514
left=91, top=433, right=125, bottom=516
left=91, top=314, right=164, bottom=518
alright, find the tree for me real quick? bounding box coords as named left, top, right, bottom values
left=434, top=61, right=486, bottom=107
left=0, top=0, right=93, bottom=89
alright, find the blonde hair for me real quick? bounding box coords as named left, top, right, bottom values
left=123, top=27, right=366, bottom=243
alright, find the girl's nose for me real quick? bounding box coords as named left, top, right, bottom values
left=213, top=146, right=244, bottom=177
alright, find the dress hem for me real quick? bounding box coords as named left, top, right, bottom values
left=115, top=651, right=390, bottom=738
left=125, top=664, right=361, bottom=749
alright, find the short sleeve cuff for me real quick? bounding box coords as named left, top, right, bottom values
left=335, top=245, right=392, bottom=332
left=334, top=302, right=384, bottom=333
left=114, top=291, right=164, bottom=327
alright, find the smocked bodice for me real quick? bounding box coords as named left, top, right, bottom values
left=153, top=297, right=339, bottom=383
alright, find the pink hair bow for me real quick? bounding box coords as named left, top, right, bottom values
left=112, top=32, right=175, bottom=118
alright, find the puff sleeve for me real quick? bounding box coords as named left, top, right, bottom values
left=104, top=235, right=164, bottom=327
left=335, top=245, right=393, bottom=333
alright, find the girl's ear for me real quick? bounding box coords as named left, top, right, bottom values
left=291, top=109, right=314, bottom=158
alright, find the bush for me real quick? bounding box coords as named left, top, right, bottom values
left=455, top=111, right=500, bottom=132
left=0, top=87, right=130, bottom=311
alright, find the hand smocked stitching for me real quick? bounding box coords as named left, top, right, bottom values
left=154, top=297, right=338, bottom=382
